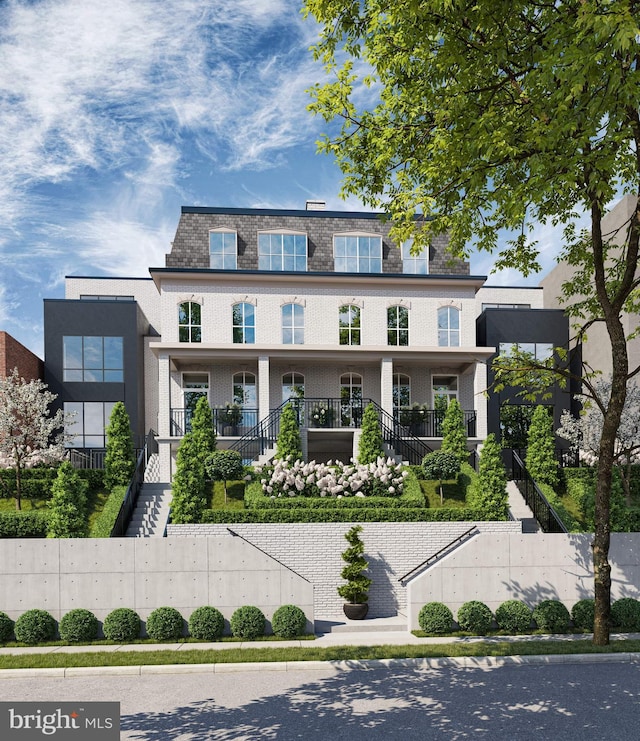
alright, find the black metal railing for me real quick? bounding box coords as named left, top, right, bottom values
left=229, top=402, right=290, bottom=463
left=170, top=407, right=258, bottom=436
left=511, top=450, right=568, bottom=533
left=393, top=408, right=477, bottom=437
left=398, top=526, right=479, bottom=584
left=110, top=429, right=158, bottom=537
left=368, top=401, right=433, bottom=465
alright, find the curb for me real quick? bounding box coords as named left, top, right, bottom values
left=0, top=652, right=638, bottom=679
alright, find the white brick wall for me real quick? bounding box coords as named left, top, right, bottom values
left=166, top=521, right=522, bottom=617
left=476, top=285, right=544, bottom=312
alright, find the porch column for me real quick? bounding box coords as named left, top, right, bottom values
left=380, top=357, right=394, bottom=418
left=157, top=352, right=172, bottom=482
left=474, top=361, right=488, bottom=439
left=258, top=355, right=270, bottom=422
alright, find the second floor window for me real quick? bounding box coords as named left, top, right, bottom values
left=339, top=304, right=361, bottom=345
left=402, top=240, right=429, bottom=274
left=178, top=302, right=201, bottom=343
left=209, top=230, right=237, bottom=269
left=258, top=232, right=307, bottom=271
left=63, top=336, right=123, bottom=382
left=438, top=306, right=460, bottom=347
left=282, top=303, right=304, bottom=344
left=334, top=234, right=383, bottom=273
left=233, top=302, right=255, bottom=344
left=387, top=305, right=409, bottom=345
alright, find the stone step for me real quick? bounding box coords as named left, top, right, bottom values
left=315, top=614, right=407, bottom=634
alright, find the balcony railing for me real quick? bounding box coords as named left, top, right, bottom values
left=393, top=408, right=477, bottom=437
left=170, top=408, right=258, bottom=436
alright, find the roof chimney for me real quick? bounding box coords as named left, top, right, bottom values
left=305, top=200, right=326, bottom=211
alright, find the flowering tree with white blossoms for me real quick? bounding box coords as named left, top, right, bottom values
left=0, top=369, right=69, bottom=510
left=557, top=379, right=640, bottom=507
left=256, top=457, right=407, bottom=498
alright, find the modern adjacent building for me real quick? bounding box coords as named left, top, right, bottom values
left=43, top=202, right=574, bottom=482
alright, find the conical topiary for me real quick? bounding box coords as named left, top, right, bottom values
left=337, top=525, right=371, bottom=604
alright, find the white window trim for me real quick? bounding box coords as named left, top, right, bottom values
left=431, top=373, right=459, bottom=405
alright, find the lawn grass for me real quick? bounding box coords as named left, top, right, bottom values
left=209, top=480, right=246, bottom=511
left=419, top=479, right=468, bottom=508
left=1, top=638, right=640, bottom=670
left=0, top=498, right=49, bottom=511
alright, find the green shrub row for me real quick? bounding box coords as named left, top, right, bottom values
left=418, top=597, right=640, bottom=635
left=200, top=507, right=488, bottom=523
left=0, top=469, right=105, bottom=500
left=0, top=604, right=310, bottom=644
left=0, top=511, right=50, bottom=538
left=89, top=485, right=128, bottom=538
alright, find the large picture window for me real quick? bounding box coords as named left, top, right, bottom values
left=334, top=234, right=382, bottom=273
left=209, top=230, right=237, bottom=269
left=339, top=305, right=361, bottom=345
left=282, top=303, right=304, bottom=344
left=258, top=232, right=307, bottom=271
left=63, top=336, right=123, bottom=382
left=178, top=302, right=202, bottom=343
left=232, top=303, right=255, bottom=344
left=387, top=305, right=409, bottom=345
left=64, top=401, right=116, bottom=448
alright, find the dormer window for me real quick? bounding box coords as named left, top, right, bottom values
left=334, top=234, right=382, bottom=273
left=209, top=230, right=237, bottom=269
left=258, top=231, right=307, bottom=271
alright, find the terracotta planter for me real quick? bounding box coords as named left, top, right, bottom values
left=343, top=603, right=369, bottom=620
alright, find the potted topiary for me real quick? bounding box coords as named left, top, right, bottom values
left=338, top=525, right=371, bottom=620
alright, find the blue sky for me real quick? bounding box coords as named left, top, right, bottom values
left=0, top=0, right=581, bottom=358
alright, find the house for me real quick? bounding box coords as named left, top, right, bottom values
left=0, top=331, right=43, bottom=381
left=43, top=202, right=573, bottom=483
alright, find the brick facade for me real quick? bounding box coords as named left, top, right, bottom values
left=0, top=331, right=43, bottom=380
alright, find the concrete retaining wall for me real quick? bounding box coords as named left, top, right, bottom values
left=406, top=532, right=640, bottom=630
left=0, top=537, right=314, bottom=635
left=167, top=521, right=522, bottom=617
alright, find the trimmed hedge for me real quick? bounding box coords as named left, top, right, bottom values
left=532, top=600, right=571, bottom=633
left=611, top=598, right=640, bottom=632
left=571, top=599, right=595, bottom=631
left=103, top=608, right=141, bottom=642
left=271, top=604, right=307, bottom=638
left=188, top=606, right=225, bottom=641
left=200, top=507, right=488, bottom=523
left=0, top=611, right=15, bottom=642
left=418, top=602, right=454, bottom=634
left=146, top=607, right=185, bottom=640
left=495, top=600, right=532, bottom=634
left=89, top=485, right=127, bottom=537
left=59, top=609, right=99, bottom=643
left=457, top=601, right=493, bottom=634
left=0, top=468, right=105, bottom=500
left=250, top=497, right=427, bottom=510
left=230, top=606, right=266, bottom=639
left=0, top=511, right=50, bottom=538
left=14, top=609, right=57, bottom=644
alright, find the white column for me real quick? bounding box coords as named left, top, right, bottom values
left=474, top=361, right=488, bottom=439
left=157, top=353, right=172, bottom=483
left=380, top=357, right=394, bottom=417
left=258, top=355, right=270, bottom=422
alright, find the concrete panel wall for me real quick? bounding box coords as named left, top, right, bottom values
left=406, top=532, right=640, bottom=630
left=0, top=538, right=314, bottom=635
left=167, top=522, right=521, bottom=617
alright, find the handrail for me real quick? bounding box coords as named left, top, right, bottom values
left=367, top=400, right=433, bottom=465
left=511, top=451, right=568, bottom=533
left=398, top=526, right=478, bottom=583
left=110, top=429, right=158, bottom=537
left=229, top=401, right=290, bottom=461
left=226, top=528, right=311, bottom=583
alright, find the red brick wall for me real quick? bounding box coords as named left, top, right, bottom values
left=0, top=332, right=43, bottom=381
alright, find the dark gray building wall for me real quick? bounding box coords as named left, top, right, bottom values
left=44, top=299, right=148, bottom=445
left=167, top=207, right=468, bottom=275
left=476, top=308, right=575, bottom=448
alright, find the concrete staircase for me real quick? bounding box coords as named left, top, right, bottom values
left=507, top=480, right=540, bottom=533
left=125, top=483, right=172, bottom=537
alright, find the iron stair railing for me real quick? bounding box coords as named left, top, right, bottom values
left=511, top=451, right=568, bottom=533
left=367, top=400, right=433, bottom=465
left=229, top=401, right=290, bottom=462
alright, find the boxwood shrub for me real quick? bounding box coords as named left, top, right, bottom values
left=0, top=611, right=14, bottom=642
left=0, top=512, right=50, bottom=538
left=571, top=599, right=595, bottom=631
left=146, top=607, right=185, bottom=640
left=271, top=605, right=307, bottom=638
left=611, top=598, right=640, bottom=632
left=418, top=602, right=453, bottom=634
left=103, top=608, right=141, bottom=642
left=457, top=601, right=493, bottom=634
left=59, top=609, right=99, bottom=643
left=89, top=485, right=127, bottom=538
left=200, top=507, right=486, bottom=523
left=14, top=609, right=57, bottom=644
left=188, top=606, right=225, bottom=641
left=532, top=599, right=571, bottom=633
left=495, top=600, right=532, bottom=634
left=230, top=606, right=266, bottom=639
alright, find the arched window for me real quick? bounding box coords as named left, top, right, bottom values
left=282, top=304, right=304, bottom=344
left=282, top=372, right=305, bottom=402
left=339, top=305, right=361, bottom=345
left=387, top=305, right=409, bottom=346
left=437, top=306, right=460, bottom=347
left=340, top=372, right=363, bottom=427
left=232, top=303, right=255, bottom=344
left=393, top=373, right=411, bottom=408
left=178, top=302, right=201, bottom=343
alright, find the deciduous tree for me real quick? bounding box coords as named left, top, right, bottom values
left=305, top=0, right=640, bottom=644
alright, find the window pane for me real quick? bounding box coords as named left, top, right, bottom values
left=449, top=309, right=459, bottom=329
left=449, top=330, right=460, bottom=347
left=103, top=337, right=122, bottom=369
left=283, top=328, right=293, bottom=344
left=179, top=326, right=190, bottom=342
left=84, top=403, right=105, bottom=435
left=84, top=337, right=102, bottom=369
left=104, top=370, right=123, bottom=382
left=178, top=303, right=189, bottom=324
left=244, top=327, right=255, bottom=344
left=64, top=369, right=83, bottom=382
left=537, top=343, right=553, bottom=360
left=191, top=303, right=201, bottom=324
left=63, top=337, right=82, bottom=369
left=84, top=369, right=103, bottom=382
left=191, top=327, right=202, bottom=343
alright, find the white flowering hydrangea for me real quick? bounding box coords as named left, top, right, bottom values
left=254, top=457, right=407, bottom=498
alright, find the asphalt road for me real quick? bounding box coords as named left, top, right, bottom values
left=1, top=660, right=639, bottom=740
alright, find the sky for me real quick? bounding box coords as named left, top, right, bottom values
left=0, top=0, right=585, bottom=359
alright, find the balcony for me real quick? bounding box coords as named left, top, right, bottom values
left=394, top=406, right=477, bottom=438
left=170, top=407, right=258, bottom=436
